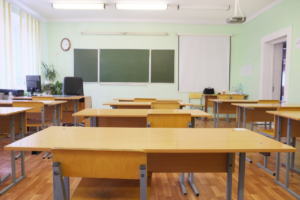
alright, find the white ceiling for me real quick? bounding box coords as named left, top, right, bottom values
left=8, top=0, right=283, bottom=24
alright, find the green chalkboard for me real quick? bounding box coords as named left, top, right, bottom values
left=100, top=49, right=149, bottom=83
left=74, top=49, right=98, bottom=82
left=151, top=50, right=175, bottom=83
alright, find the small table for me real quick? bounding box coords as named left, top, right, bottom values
left=4, top=127, right=296, bottom=200
left=103, top=101, right=192, bottom=109
left=209, top=100, right=258, bottom=128
left=113, top=98, right=183, bottom=102
left=73, top=109, right=212, bottom=128
left=0, top=107, right=33, bottom=195
left=265, top=110, right=300, bottom=199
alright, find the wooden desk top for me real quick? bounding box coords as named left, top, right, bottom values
left=4, top=127, right=295, bottom=153
left=9, top=96, right=87, bottom=100
left=232, top=103, right=300, bottom=108
left=209, top=100, right=257, bottom=103
left=113, top=98, right=183, bottom=102
left=266, top=111, right=300, bottom=121
left=0, top=100, right=67, bottom=106
left=73, top=109, right=212, bottom=118
left=103, top=101, right=193, bottom=106
left=0, top=107, right=33, bottom=116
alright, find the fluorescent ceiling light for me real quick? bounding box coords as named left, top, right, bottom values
left=53, top=3, right=105, bottom=10
left=178, top=4, right=230, bottom=11
left=116, top=4, right=167, bottom=10
left=81, top=31, right=168, bottom=36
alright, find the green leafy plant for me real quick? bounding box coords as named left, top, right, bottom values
left=42, top=81, right=63, bottom=95
left=42, top=62, right=59, bottom=81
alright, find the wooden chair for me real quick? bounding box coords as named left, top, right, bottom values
left=217, top=95, right=231, bottom=99
left=189, top=93, right=204, bottom=110
left=147, top=113, right=191, bottom=128
left=231, top=95, right=245, bottom=100
left=151, top=101, right=180, bottom=109
left=32, top=96, right=55, bottom=101
left=134, top=98, right=156, bottom=102
left=258, top=100, right=280, bottom=104
left=52, top=148, right=150, bottom=200
left=147, top=113, right=195, bottom=195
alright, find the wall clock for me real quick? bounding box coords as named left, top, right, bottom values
left=61, top=38, right=71, bottom=51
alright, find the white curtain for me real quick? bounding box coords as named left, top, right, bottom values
left=178, top=35, right=231, bottom=92
left=20, top=11, right=41, bottom=87
left=0, top=0, right=13, bottom=88
left=0, top=0, right=41, bottom=89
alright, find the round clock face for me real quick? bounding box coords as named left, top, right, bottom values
left=61, top=38, right=71, bottom=51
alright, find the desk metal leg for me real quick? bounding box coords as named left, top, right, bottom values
left=275, top=116, right=281, bottom=183
left=214, top=102, right=216, bottom=128
left=217, top=102, right=220, bottom=128
left=256, top=154, right=275, bottom=176
left=281, top=137, right=300, bottom=173
left=93, top=117, right=96, bottom=127
left=64, top=177, right=70, bottom=200
left=243, top=108, right=247, bottom=129
left=226, top=153, right=233, bottom=200
left=74, top=100, right=78, bottom=126
left=237, top=153, right=246, bottom=200
left=187, top=173, right=199, bottom=196
left=57, top=105, right=61, bottom=126
left=90, top=117, right=94, bottom=127
left=0, top=114, right=26, bottom=196
left=45, top=106, right=56, bottom=159
left=41, top=107, right=45, bottom=129
left=238, top=107, right=241, bottom=128
left=274, top=117, right=300, bottom=199
left=179, top=173, right=187, bottom=195
left=225, top=114, right=231, bottom=122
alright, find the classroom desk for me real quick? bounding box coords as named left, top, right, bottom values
left=203, top=94, right=248, bottom=120
left=4, top=127, right=295, bottom=200
left=113, top=98, right=183, bottom=102
left=210, top=100, right=258, bottom=128
left=0, top=107, right=32, bottom=195
left=103, top=101, right=192, bottom=109
left=0, top=100, right=67, bottom=128
left=73, top=109, right=212, bottom=128
left=9, top=96, right=92, bottom=125
left=265, top=110, right=300, bottom=199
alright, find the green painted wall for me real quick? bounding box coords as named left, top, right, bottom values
left=41, top=22, right=243, bottom=108
left=241, top=0, right=300, bottom=103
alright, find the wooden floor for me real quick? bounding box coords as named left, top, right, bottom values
left=0, top=118, right=299, bottom=200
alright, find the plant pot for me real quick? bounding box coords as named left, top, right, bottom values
left=45, top=80, right=54, bottom=84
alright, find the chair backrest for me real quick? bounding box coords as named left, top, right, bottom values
left=189, top=93, right=202, bottom=99
left=13, top=101, right=44, bottom=113
left=151, top=102, right=180, bottom=109
left=63, top=77, right=84, bottom=95
left=134, top=98, right=156, bottom=102
left=32, top=96, right=55, bottom=101
left=52, top=148, right=147, bottom=179
left=277, top=107, right=300, bottom=111
left=147, top=113, right=191, bottom=128
left=258, top=100, right=280, bottom=104
left=231, top=95, right=244, bottom=100
left=217, top=95, right=231, bottom=100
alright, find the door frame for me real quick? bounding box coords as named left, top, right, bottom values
left=259, top=26, right=292, bottom=102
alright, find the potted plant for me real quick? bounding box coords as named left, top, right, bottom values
left=42, top=81, right=63, bottom=95
left=42, top=62, right=59, bottom=84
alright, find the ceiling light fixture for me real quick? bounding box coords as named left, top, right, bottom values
left=226, top=0, right=246, bottom=24
left=81, top=31, right=168, bottom=36
left=115, top=4, right=168, bottom=10
left=178, top=4, right=230, bottom=11
left=52, top=3, right=105, bottom=10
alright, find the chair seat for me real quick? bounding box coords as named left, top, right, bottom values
left=71, top=178, right=151, bottom=200
left=192, top=104, right=205, bottom=107
left=27, top=119, right=52, bottom=127
left=257, top=129, right=275, bottom=137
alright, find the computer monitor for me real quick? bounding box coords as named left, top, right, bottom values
left=26, top=75, right=41, bottom=95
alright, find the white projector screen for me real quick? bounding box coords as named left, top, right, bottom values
left=179, top=35, right=230, bottom=92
